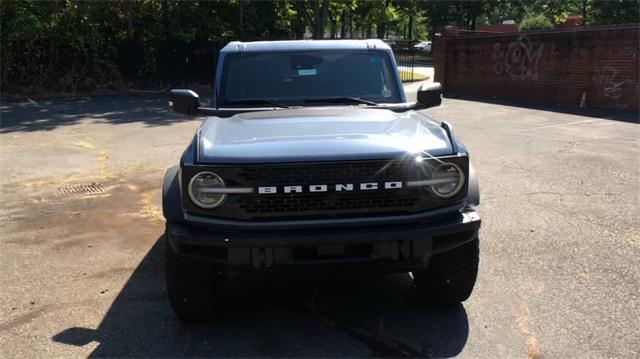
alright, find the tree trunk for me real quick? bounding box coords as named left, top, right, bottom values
left=293, top=1, right=310, bottom=39
left=378, top=0, right=390, bottom=39
left=407, top=14, right=414, bottom=40
left=466, top=1, right=480, bottom=30
left=239, top=1, right=245, bottom=40
left=321, top=0, right=329, bottom=31
left=311, top=0, right=319, bottom=38
left=340, top=9, right=346, bottom=38
left=376, top=23, right=386, bottom=39
left=126, top=0, right=134, bottom=41
left=162, top=0, right=169, bottom=39
left=312, top=0, right=329, bottom=39
left=347, top=8, right=352, bottom=38
left=293, top=16, right=306, bottom=39
left=330, top=18, right=337, bottom=39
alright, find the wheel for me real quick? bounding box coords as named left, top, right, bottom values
left=412, top=236, right=479, bottom=304
left=165, top=234, right=223, bottom=322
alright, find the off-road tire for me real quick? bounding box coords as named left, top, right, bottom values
left=412, top=236, right=479, bottom=304
left=165, top=235, right=222, bottom=322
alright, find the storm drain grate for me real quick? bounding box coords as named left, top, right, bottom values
left=58, top=183, right=104, bottom=195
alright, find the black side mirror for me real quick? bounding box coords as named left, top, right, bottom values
left=416, top=82, right=443, bottom=109
left=170, top=89, right=200, bottom=115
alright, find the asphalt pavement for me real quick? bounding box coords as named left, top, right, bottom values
left=0, top=89, right=638, bottom=358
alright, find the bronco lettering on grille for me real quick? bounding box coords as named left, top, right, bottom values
left=258, top=181, right=403, bottom=194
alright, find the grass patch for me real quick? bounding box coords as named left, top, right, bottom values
left=399, top=70, right=429, bottom=82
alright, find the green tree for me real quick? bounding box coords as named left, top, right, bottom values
left=589, top=0, right=640, bottom=25
left=519, top=13, right=554, bottom=30
left=3, top=0, right=638, bottom=95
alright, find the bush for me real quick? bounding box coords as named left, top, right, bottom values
left=519, top=14, right=554, bottom=31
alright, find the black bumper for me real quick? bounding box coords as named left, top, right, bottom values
left=167, top=210, right=480, bottom=274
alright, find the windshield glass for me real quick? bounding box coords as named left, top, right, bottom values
left=220, top=50, right=402, bottom=106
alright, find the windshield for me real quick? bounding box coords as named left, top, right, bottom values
left=220, top=50, right=402, bottom=106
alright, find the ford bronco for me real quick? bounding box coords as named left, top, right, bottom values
left=164, top=39, right=481, bottom=321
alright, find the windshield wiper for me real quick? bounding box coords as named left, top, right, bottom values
left=222, top=99, right=290, bottom=109
left=303, top=97, right=379, bottom=106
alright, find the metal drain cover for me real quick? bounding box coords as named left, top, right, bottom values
left=58, top=183, right=104, bottom=195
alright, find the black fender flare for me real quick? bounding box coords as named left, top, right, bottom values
left=162, top=166, right=185, bottom=223
left=467, top=163, right=480, bottom=206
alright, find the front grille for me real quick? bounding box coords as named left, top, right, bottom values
left=234, top=160, right=423, bottom=218
left=183, top=157, right=468, bottom=221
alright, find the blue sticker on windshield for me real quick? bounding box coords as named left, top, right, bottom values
left=370, top=57, right=380, bottom=64
left=298, top=69, right=317, bottom=76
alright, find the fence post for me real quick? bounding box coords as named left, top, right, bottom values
left=433, top=35, right=447, bottom=87
left=410, top=41, right=415, bottom=82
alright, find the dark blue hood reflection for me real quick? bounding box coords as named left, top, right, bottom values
left=197, top=107, right=453, bottom=164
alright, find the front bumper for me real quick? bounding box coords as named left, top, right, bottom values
left=167, top=210, right=480, bottom=274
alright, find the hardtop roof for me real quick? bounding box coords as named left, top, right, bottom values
left=220, top=39, right=391, bottom=53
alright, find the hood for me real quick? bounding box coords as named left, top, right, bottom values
left=197, top=107, right=453, bottom=164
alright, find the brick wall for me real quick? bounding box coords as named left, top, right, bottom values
left=433, top=24, right=640, bottom=111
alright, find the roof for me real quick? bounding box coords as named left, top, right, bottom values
left=220, top=39, right=391, bottom=53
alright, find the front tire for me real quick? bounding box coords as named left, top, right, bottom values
left=165, top=234, right=223, bottom=322
left=412, top=236, right=479, bottom=304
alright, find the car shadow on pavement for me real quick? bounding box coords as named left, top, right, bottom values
left=0, top=94, right=207, bottom=133
left=53, top=236, right=469, bottom=358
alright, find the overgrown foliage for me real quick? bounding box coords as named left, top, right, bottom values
left=1, top=0, right=638, bottom=96
left=519, top=14, right=554, bottom=31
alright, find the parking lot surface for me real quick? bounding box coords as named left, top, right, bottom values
left=1, top=93, right=638, bottom=358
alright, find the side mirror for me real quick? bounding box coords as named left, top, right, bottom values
left=416, top=82, right=443, bottom=109
left=170, top=89, right=200, bottom=115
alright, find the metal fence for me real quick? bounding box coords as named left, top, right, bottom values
left=120, top=39, right=417, bottom=89
left=115, top=39, right=223, bottom=90
left=386, top=40, right=416, bottom=82
left=119, top=39, right=417, bottom=90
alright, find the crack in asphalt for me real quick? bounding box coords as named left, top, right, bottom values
left=304, top=291, right=430, bottom=358
left=325, top=315, right=429, bottom=358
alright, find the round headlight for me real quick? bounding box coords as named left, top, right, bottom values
left=188, top=171, right=227, bottom=209
left=430, top=163, right=465, bottom=198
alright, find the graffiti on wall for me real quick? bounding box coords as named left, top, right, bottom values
left=593, top=66, right=633, bottom=99
left=491, top=35, right=544, bottom=81
left=592, top=66, right=639, bottom=109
